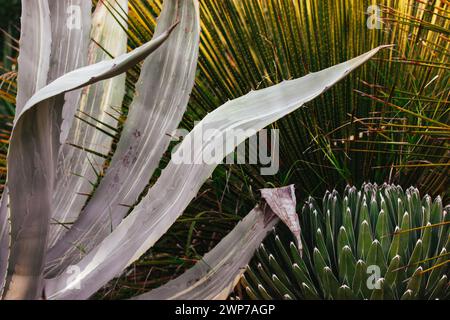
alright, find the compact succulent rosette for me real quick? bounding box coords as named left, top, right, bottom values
left=242, top=184, right=449, bottom=300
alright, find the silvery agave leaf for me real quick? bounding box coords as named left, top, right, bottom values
left=261, top=185, right=302, bottom=255
left=46, top=0, right=201, bottom=277
left=2, top=0, right=91, bottom=299
left=134, top=205, right=278, bottom=300
left=133, top=186, right=298, bottom=300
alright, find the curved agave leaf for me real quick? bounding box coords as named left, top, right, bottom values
left=15, top=0, right=52, bottom=115
left=261, top=185, right=302, bottom=254
left=17, top=0, right=91, bottom=144
left=2, top=23, right=177, bottom=299
left=0, top=190, right=10, bottom=296
left=44, top=45, right=391, bottom=300
left=47, top=0, right=91, bottom=145
left=134, top=205, right=278, bottom=300
left=45, top=0, right=201, bottom=276
left=133, top=186, right=296, bottom=300
left=48, top=0, right=129, bottom=249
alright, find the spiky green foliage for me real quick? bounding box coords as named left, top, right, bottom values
left=241, top=183, right=449, bottom=300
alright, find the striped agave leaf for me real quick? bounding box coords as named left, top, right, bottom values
left=44, top=45, right=391, bottom=300
left=3, top=0, right=91, bottom=299
left=49, top=0, right=129, bottom=249
left=134, top=186, right=297, bottom=300
left=15, top=0, right=51, bottom=116
left=45, top=0, right=201, bottom=277
left=47, top=0, right=91, bottom=145
left=1, top=16, right=177, bottom=299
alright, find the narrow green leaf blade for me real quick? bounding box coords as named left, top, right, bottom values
left=133, top=187, right=288, bottom=300
left=49, top=0, right=129, bottom=249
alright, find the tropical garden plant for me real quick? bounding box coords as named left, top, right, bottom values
left=0, top=0, right=448, bottom=300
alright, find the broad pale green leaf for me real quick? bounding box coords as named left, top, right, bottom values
left=366, top=240, right=387, bottom=275
left=315, top=228, right=331, bottom=266
left=357, top=220, right=372, bottom=260
left=426, top=248, right=447, bottom=291
left=337, top=285, right=356, bottom=300
left=44, top=45, right=391, bottom=300
left=429, top=275, right=448, bottom=300
left=48, top=0, right=129, bottom=249
left=339, top=245, right=356, bottom=284
left=406, top=267, right=423, bottom=296
left=323, top=267, right=340, bottom=299
left=3, top=22, right=177, bottom=299
left=46, top=0, right=201, bottom=276
left=407, top=239, right=423, bottom=276
left=352, top=260, right=368, bottom=299
left=384, top=255, right=401, bottom=288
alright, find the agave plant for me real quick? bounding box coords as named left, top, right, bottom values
left=0, top=0, right=392, bottom=300
left=241, top=183, right=450, bottom=300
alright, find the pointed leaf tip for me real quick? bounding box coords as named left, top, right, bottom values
left=260, top=185, right=302, bottom=255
